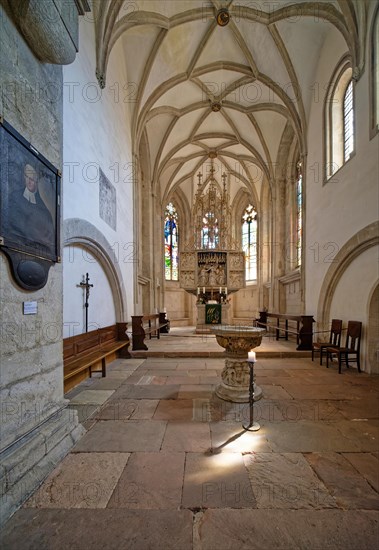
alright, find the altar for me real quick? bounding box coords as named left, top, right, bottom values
left=178, top=160, right=246, bottom=330
left=196, top=303, right=231, bottom=331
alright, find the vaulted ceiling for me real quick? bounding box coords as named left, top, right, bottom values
left=94, top=1, right=365, bottom=210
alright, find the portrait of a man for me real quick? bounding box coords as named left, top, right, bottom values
left=0, top=118, right=59, bottom=264
left=9, top=163, right=55, bottom=256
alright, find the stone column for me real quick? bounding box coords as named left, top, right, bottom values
left=272, top=178, right=286, bottom=312
left=0, top=1, right=89, bottom=526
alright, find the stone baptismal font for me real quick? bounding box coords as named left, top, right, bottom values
left=211, top=325, right=265, bottom=403
left=176, top=156, right=265, bottom=402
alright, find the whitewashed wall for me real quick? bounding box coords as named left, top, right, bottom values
left=62, top=17, right=134, bottom=323
left=306, top=19, right=379, bottom=317
left=63, top=245, right=116, bottom=337
left=329, top=247, right=378, bottom=372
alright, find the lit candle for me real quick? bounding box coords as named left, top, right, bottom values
left=225, top=287, right=227, bottom=295
left=219, top=287, right=222, bottom=293
left=197, top=287, right=200, bottom=295
left=248, top=351, right=256, bottom=362
left=203, top=287, right=205, bottom=293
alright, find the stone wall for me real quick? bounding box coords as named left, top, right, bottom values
left=232, top=286, right=259, bottom=321
left=164, top=284, right=194, bottom=325
left=0, top=0, right=84, bottom=526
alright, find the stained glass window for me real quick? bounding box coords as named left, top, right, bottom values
left=164, top=203, right=178, bottom=281
left=242, top=204, right=257, bottom=281
left=343, top=80, right=354, bottom=161
left=201, top=211, right=219, bottom=249
left=296, top=161, right=302, bottom=268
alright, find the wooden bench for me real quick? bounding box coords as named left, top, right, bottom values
left=131, top=313, right=169, bottom=351
left=256, top=311, right=315, bottom=350
left=63, top=323, right=130, bottom=392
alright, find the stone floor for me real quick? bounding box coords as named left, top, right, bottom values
left=2, top=346, right=379, bottom=549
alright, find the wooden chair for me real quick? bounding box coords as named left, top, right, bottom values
left=312, top=319, right=342, bottom=365
left=326, top=320, right=362, bottom=374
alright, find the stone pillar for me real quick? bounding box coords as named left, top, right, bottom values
left=272, top=179, right=286, bottom=312
left=0, top=1, right=88, bottom=526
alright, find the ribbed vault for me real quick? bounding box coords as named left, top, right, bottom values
left=93, top=0, right=365, bottom=209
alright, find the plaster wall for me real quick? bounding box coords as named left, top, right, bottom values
left=62, top=17, right=134, bottom=320
left=305, top=17, right=379, bottom=317
left=63, top=245, right=116, bottom=337
left=329, top=246, right=378, bottom=372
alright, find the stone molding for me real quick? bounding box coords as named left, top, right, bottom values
left=279, top=269, right=301, bottom=285
left=138, top=275, right=151, bottom=286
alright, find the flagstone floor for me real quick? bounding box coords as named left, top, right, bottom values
left=2, top=351, right=379, bottom=549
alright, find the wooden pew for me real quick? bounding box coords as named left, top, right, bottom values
left=131, top=313, right=169, bottom=350
left=63, top=323, right=130, bottom=392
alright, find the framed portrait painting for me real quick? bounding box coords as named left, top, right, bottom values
left=0, top=117, right=61, bottom=289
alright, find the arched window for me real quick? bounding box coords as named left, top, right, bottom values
left=325, top=63, right=354, bottom=180
left=343, top=81, right=354, bottom=161
left=295, top=161, right=303, bottom=268
left=371, top=6, right=379, bottom=133
left=242, top=204, right=257, bottom=281
left=164, top=203, right=178, bottom=281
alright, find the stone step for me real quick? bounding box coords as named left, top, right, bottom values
left=131, top=350, right=311, bottom=358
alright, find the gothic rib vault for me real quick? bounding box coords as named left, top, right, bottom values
left=93, top=0, right=365, bottom=213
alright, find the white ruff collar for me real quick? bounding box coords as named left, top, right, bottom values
left=23, top=188, right=37, bottom=204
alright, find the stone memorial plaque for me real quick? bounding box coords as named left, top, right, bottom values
left=99, top=168, right=117, bottom=230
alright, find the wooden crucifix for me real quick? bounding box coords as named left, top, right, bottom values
left=79, top=272, right=93, bottom=333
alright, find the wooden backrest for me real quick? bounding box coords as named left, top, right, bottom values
left=143, top=314, right=159, bottom=322
left=99, top=325, right=118, bottom=345
left=63, top=324, right=127, bottom=360
left=76, top=332, right=101, bottom=354
left=345, top=320, right=362, bottom=351
left=330, top=319, right=343, bottom=346
left=63, top=340, right=76, bottom=361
